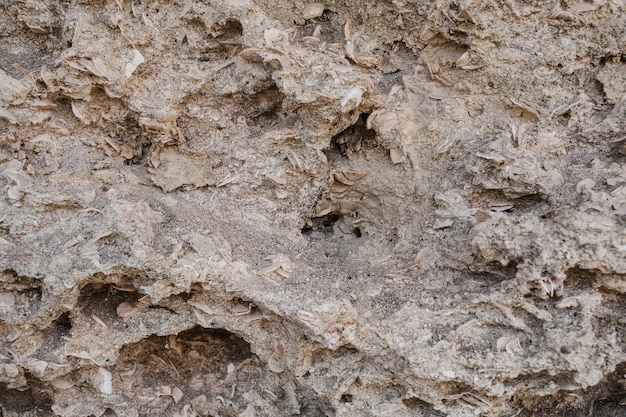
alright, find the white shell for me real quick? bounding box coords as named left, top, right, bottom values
left=302, top=3, right=324, bottom=19
left=172, top=386, right=184, bottom=403
left=125, top=49, right=145, bottom=78
left=455, top=51, right=472, bottom=67
left=341, top=87, right=364, bottom=107
left=51, top=378, right=75, bottom=390
left=98, top=367, right=113, bottom=394
left=116, top=302, right=136, bottom=317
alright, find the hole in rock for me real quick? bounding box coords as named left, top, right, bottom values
left=54, top=312, right=72, bottom=334
left=34, top=282, right=142, bottom=361
left=564, top=267, right=599, bottom=292
left=301, top=212, right=340, bottom=236
left=77, top=283, right=141, bottom=326
left=402, top=397, right=446, bottom=416
left=37, top=311, right=74, bottom=359
left=295, top=8, right=346, bottom=50
left=325, top=113, right=375, bottom=162
left=115, top=326, right=253, bottom=412
left=512, top=364, right=626, bottom=416
left=0, top=383, right=53, bottom=416
left=585, top=363, right=626, bottom=417
left=243, top=82, right=286, bottom=127
left=217, top=19, right=243, bottom=38
left=302, top=212, right=359, bottom=238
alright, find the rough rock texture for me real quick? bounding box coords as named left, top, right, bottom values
left=1, top=0, right=626, bottom=416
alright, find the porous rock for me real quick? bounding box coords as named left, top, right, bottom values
left=1, top=1, right=625, bottom=416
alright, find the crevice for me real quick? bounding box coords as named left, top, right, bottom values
left=402, top=397, right=446, bottom=416
left=113, top=326, right=254, bottom=414
left=243, top=82, right=286, bottom=128
left=325, top=113, right=376, bottom=162
left=301, top=212, right=341, bottom=237
left=76, top=282, right=142, bottom=326
left=513, top=363, right=626, bottom=417
left=467, top=260, right=519, bottom=284
left=564, top=267, right=599, bottom=292
left=214, top=19, right=244, bottom=39
left=39, top=311, right=72, bottom=355
left=195, top=18, right=244, bottom=61
left=294, top=8, right=344, bottom=43
left=0, top=381, right=54, bottom=417
left=301, top=210, right=364, bottom=250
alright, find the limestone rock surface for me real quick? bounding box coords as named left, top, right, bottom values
left=1, top=0, right=626, bottom=416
